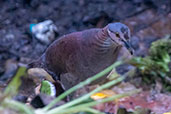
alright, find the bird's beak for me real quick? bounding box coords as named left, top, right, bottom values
left=121, top=39, right=134, bottom=55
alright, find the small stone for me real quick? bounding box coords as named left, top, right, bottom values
left=30, top=20, right=58, bottom=44
left=0, top=59, right=18, bottom=81
left=31, top=94, right=65, bottom=108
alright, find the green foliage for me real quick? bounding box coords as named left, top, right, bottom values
left=0, top=66, right=34, bottom=114
left=4, top=66, right=27, bottom=97
left=129, top=35, right=171, bottom=91
left=150, top=35, right=171, bottom=59
left=40, top=80, right=56, bottom=96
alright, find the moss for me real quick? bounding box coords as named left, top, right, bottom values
left=129, top=35, right=171, bottom=91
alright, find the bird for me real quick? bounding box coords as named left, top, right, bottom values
left=29, top=22, right=133, bottom=91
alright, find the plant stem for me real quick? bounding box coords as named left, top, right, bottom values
left=54, top=107, right=105, bottom=114
left=4, top=66, right=27, bottom=97
left=84, top=108, right=105, bottom=114
left=43, top=61, right=123, bottom=111
left=2, top=98, right=34, bottom=114
left=48, top=90, right=140, bottom=114
left=46, top=76, right=125, bottom=114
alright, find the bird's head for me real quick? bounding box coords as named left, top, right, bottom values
left=107, top=22, right=134, bottom=55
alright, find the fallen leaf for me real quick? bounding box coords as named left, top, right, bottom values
left=91, top=90, right=117, bottom=100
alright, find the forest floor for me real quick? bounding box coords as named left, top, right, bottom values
left=0, top=0, right=170, bottom=114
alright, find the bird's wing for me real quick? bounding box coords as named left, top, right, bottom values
left=44, top=29, right=101, bottom=80
left=44, top=32, right=82, bottom=74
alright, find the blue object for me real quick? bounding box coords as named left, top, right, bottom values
left=30, top=24, right=36, bottom=32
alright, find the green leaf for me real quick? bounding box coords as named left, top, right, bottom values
left=4, top=66, right=27, bottom=97
left=40, top=80, right=56, bottom=97
left=162, top=52, right=170, bottom=63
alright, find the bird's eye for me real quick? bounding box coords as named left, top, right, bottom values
left=115, top=32, right=120, bottom=38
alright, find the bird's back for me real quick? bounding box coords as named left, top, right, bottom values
left=44, top=28, right=100, bottom=78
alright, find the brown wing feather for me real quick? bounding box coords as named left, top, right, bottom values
left=44, top=29, right=100, bottom=76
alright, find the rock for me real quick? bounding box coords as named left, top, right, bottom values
left=0, top=59, right=18, bottom=81
left=27, top=68, right=55, bottom=83
left=13, top=94, right=28, bottom=103
left=40, top=80, right=56, bottom=97
left=31, top=94, right=65, bottom=108
left=30, top=20, right=58, bottom=44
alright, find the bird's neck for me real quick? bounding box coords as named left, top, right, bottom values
left=93, top=27, right=118, bottom=54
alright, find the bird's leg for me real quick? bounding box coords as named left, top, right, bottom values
left=54, top=80, right=65, bottom=96
left=60, top=73, right=79, bottom=100
left=60, top=73, right=78, bottom=90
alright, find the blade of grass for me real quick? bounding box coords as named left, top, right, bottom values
left=43, top=61, right=123, bottom=111
left=4, top=66, right=27, bottom=97
left=46, top=76, right=125, bottom=114
left=48, top=89, right=140, bottom=114
left=2, top=98, right=34, bottom=114
left=83, top=108, right=105, bottom=114
left=57, top=107, right=105, bottom=114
